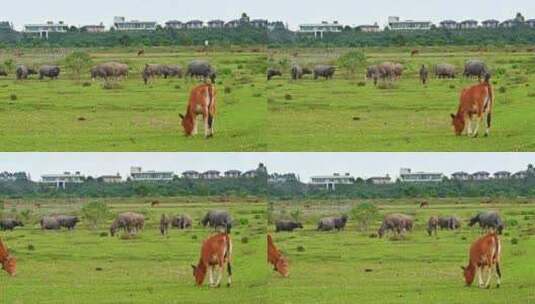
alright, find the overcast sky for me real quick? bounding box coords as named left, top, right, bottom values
left=0, top=153, right=532, bottom=181
left=3, top=0, right=534, bottom=30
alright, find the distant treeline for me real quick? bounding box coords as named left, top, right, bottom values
left=269, top=177, right=535, bottom=200
left=2, top=27, right=535, bottom=48
left=0, top=176, right=267, bottom=199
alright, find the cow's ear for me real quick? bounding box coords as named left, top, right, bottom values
left=450, top=114, right=456, bottom=119
left=179, top=114, right=185, bottom=120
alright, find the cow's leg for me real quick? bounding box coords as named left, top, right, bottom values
left=495, top=263, right=501, bottom=288
left=466, top=116, right=473, bottom=136
left=227, top=261, right=232, bottom=287
left=484, top=266, right=493, bottom=289
left=472, top=116, right=481, bottom=138
left=208, top=266, right=214, bottom=287
left=203, top=114, right=210, bottom=138
left=485, top=111, right=492, bottom=137
left=215, top=265, right=223, bottom=287
left=477, top=267, right=484, bottom=288
left=192, top=118, right=198, bottom=136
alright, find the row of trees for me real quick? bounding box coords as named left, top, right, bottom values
left=3, top=26, right=535, bottom=48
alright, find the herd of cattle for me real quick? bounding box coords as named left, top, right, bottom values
left=0, top=60, right=217, bottom=84
left=266, top=59, right=490, bottom=84
left=271, top=210, right=505, bottom=288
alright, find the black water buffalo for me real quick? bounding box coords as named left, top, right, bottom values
left=56, top=215, right=79, bottom=230
left=317, top=215, right=348, bottom=231
left=162, top=65, right=183, bottom=78
left=469, top=211, right=504, bottom=234
left=313, top=65, right=335, bottom=80
left=201, top=210, right=232, bottom=233
left=186, top=60, right=216, bottom=83
left=275, top=220, right=303, bottom=232
left=16, top=65, right=37, bottom=80
left=39, top=65, right=60, bottom=80
left=434, top=63, right=456, bottom=79
left=267, top=68, right=282, bottom=80
left=378, top=214, right=413, bottom=238
left=91, top=62, right=129, bottom=80
left=171, top=214, right=193, bottom=230
left=419, top=65, right=429, bottom=85
left=40, top=216, right=61, bottom=230
left=291, top=64, right=303, bottom=80
left=0, top=219, right=24, bottom=231
left=110, top=212, right=145, bottom=236
left=438, top=216, right=461, bottom=230
left=464, top=60, right=489, bottom=80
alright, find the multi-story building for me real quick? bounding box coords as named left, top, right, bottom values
left=268, top=173, right=298, bottom=184
left=388, top=16, right=432, bottom=31
left=459, top=20, right=478, bottom=29
left=440, top=20, right=458, bottom=30
left=471, top=171, right=491, bottom=181
left=207, top=20, right=225, bottom=29
left=268, top=21, right=285, bottom=31
left=493, top=171, right=511, bottom=180
left=185, top=20, right=204, bottom=29
left=251, top=19, right=268, bottom=28
left=165, top=20, right=184, bottom=29
left=201, top=170, right=221, bottom=180
left=224, top=170, right=242, bottom=178
left=482, top=19, right=499, bottom=28
left=98, top=174, right=123, bottom=183
left=451, top=172, right=470, bottom=181
left=0, top=172, right=28, bottom=182
left=113, top=17, right=157, bottom=31
left=299, top=21, right=344, bottom=38
left=357, top=23, right=381, bottom=32
left=500, top=19, right=517, bottom=28
left=512, top=170, right=528, bottom=179
left=182, top=171, right=200, bottom=179
left=24, top=21, right=69, bottom=38
left=399, top=168, right=443, bottom=183
left=242, top=170, right=259, bottom=178
left=81, top=23, right=106, bottom=33
left=41, top=171, right=84, bottom=189
left=129, top=167, right=173, bottom=182
left=310, top=173, right=354, bottom=191
left=367, top=175, right=393, bottom=185
left=225, top=20, right=241, bottom=28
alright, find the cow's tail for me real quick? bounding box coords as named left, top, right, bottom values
left=225, top=234, right=233, bottom=283
left=207, top=85, right=216, bottom=129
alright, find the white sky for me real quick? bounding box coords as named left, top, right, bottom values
left=2, top=0, right=534, bottom=30
left=0, top=153, right=532, bottom=182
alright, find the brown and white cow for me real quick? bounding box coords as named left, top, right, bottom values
left=192, top=233, right=232, bottom=287
left=179, top=84, right=216, bottom=138
left=451, top=74, right=493, bottom=137
left=461, top=232, right=502, bottom=289
left=0, top=238, right=16, bottom=276
left=267, top=234, right=289, bottom=277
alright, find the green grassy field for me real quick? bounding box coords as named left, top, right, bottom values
left=268, top=198, right=535, bottom=303
left=0, top=197, right=268, bottom=303
left=266, top=47, right=535, bottom=151
left=0, top=47, right=267, bottom=151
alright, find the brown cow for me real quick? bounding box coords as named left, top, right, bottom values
left=0, top=238, right=16, bottom=276
left=192, top=233, right=232, bottom=287
left=420, top=201, right=429, bottom=208
left=151, top=200, right=160, bottom=207
left=462, top=232, right=502, bottom=289
left=411, top=49, right=420, bottom=57
left=267, top=234, right=289, bottom=277
left=179, top=84, right=216, bottom=138
left=451, top=74, right=493, bottom=137
left=137, top=49, right=145, bottom=56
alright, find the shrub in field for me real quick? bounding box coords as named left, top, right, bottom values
left=296, top=245, right=305, bottom=252
left=511, top=238, right=519, bottom=245
left=64, top=51, right=93, bottom=80
left=27, top=244, right=35, bottom=251
left=99, top=232, right=108, bottom=237
left=241, top=237, right=249, bottom=244
left=357, top=81, right=366, bottom=87
left=224, top=87, right=232, bottom=94
left=507, top=219, right=519, bottom=227
left=338, top=50, right=367, bottom=78
left=284, top=93, right=292, bottom=100
left=449, top=84, right=456, bottom=89
left=82, top=82, right=91, bottom=87
left=191, top=235, right=198, bottom=240
left=9, top=94, right=17, bottom=101
left=19, top=209, right=31, bottom=222
left=239, top=218, right=249, bottom=226
left=102, top=80, right=123, bottom=90
left=81, top=201, right=112, bottom=230
left=350, top=202, right=379, bottom=232
left=377, top=81, right=397, bottom=90
left=498, top=86, right=507, bottom=94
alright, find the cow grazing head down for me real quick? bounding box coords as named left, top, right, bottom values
left=191, top=263, right=207, bottom=286
left=461, top=265, right=476, bottom=286
left=0, top=239, right=16, bottom=276
left=275, top=256, right=289, bottom=278
left=450, top=113, right=465, bottom=136
left=179, top=113, right=195, bottom=137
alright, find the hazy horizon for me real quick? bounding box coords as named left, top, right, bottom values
left=0, top=153, right=532, bottom=182
left=2, top=0, right=534, bottom=30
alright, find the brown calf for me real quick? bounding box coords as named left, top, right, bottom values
left=451, top=74, right=493, bottom=137
left=267, top=234, right=289, bottom=277
left=0, top=238, right=16, bottom=276
left=192, top=233, right=232, bottom=287
left=462, top=232, right=501, bottom=289
left=179, top=84, right=217, bottom=138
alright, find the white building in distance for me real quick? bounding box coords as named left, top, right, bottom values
left=41, top=171, right=84, bottom=189
left=113, top=17, right=157, bottom=31
left=310, top=173, right=354, bottom=191
left=129, top=167, right=173, bottom=182
left=299, top=21, right=344, bottom=38
left=24, top=21, right=69, bottom=39
left=399, top=168, right=443, bottom=183
left=388, top=16, right=432, bottom=31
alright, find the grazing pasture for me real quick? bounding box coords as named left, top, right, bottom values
left=268, top=198, right=535, bottom=303
left=0, top=47, right=267, bottom=151
left=266, top=47, right=535, bottom=151
left=0, top=197, right=267, bottom=303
